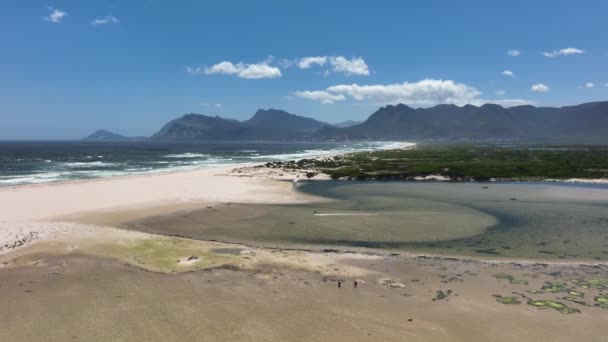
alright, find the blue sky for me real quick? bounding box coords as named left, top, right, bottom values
left=0, top=0, right=607, bottom=139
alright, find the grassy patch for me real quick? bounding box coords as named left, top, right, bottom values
left=266, top=144, right=608, bottom=181
left=94, top=237, right=235, bottom=273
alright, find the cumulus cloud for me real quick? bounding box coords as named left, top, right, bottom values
left=294, top=79, right=533, bottom=107
left=585, top=82, right=594, bottom=88
left=294, top=56, right=370, bottom=76
left=298, top=56, right=328, bottom=69
left=44, top=7, right=67, bottom=23
left=324, top=79, right=480, bottom=106
left=531, top=83, right=550, bottom=92
left=294, top=91, right=346, bottom=104
left=188, top=60, right=281, bottom=79
left=507, top=49, right=520, bottom=57
left=329, top=56, right=370, bottom=76
left=91, top=16, right=119, bottom=25
left=542, top=47, right=584, bottom=57
left=502, top=70, right=514, bottom=77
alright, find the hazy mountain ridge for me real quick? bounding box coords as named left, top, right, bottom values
left=315, top=101, right=608, bottom=143
left=152, top=109, right=331, bottom=140
left=82, top=130, right=136, bottom=141
left=85, top=101, right=608, bottom=143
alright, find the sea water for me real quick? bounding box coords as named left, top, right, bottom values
left=0, top=140, right=410, bottom=186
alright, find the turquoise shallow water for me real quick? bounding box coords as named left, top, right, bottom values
left=294, top=181, right=608, bottom=260
left=128, top=180, right=608, bottom=260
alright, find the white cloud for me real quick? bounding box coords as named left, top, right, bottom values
left=188, top=60, right=282, bottom=79
left=294, top=55, right=370, bottom=76
left=234, top=62, right=281, bottom=79
left=44, top=7, right=67, bottom=23
left=204, top=61, right=241, bottom=75
left=295, top=79, right=533, bottom=107
left=507, top=49, right=520, bottom=57
left=329, top=56, right=370, bottom=76
left=298, top=56, right=328, bottom=69
left=502, top=70, right=514, bottom=77
left=495, top=90, right=506, bottom=96
left=294, top=91, right=346, bottom=104
left=200, top=102, right=224, bottom=109
left=585, top=82, right=594, bottom=88
left=531, top=83, right=550, bottom=92
left=91, top=16, right=119, bottom=25
left=325, top=79, right=481, bottom=106
left=490, top=99, right=535, bottom=107
left=542, top=47, right=584, bottom=57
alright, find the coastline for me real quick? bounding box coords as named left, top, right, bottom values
left=2, top=142, right=608, bottom=262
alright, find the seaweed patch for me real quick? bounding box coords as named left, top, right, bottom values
left=527, top=299, right=581, bottom=314
left=494, top=273, right=528, bottom=285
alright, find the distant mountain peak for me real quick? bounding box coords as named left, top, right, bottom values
left=153, top=108, right=331, bottom=141
left=82, top=130, right=129, bottom=141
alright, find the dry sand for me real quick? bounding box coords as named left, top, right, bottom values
left=1, top=164, right=608, bottom=341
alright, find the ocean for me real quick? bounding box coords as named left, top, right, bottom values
left=0, top=140, right=409, bottom=186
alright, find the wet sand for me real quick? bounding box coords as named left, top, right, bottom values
left=1, top=250, right=607, bottom=341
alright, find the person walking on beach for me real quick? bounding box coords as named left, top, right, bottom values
left=337, top=281, right=341, bottom=288
left=354, top=281, right=358, bottom=288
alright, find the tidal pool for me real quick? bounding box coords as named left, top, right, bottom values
left=124, top=181, right=608, bottom=260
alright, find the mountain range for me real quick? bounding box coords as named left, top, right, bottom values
left=152, top=109, right=330, bottom=141
left=84, top=101, right=608, bottom=143
left=316, top=101, right=608, bottom=143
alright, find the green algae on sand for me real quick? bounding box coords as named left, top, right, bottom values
left=494, top=273, right=528, bottom=285
left=567, top=290, right=584, bottom=297
left=595, top=294, right=608, bottom=309
left=494, top=295, right=521, bottom=305
left=562, top=297, right=587, bottom=306
left=94, top=237, right=235, bottom=273
left=527, top=299, right=581, bottom=314
left=541, top=282, right=569, bottom=293
left=571, top=279, right=608, bottom=290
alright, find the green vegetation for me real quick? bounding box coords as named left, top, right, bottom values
left=495, top=296, right=522, bottom=305
left=266, top=144, right=608, bottom=181
left=542, top=282, right=569, bottom=293
left=494, top=273, right=529, bottom=285
left=95, top=237, right=235, bottom=273
left=571, top=278, right=608, bottom=290
left=527, top=299, right=581, bottom=314
left=595, top=294, right=608, bottom=309
left=562, top=297, right=587, bottom=306
left=567, top=290, right=585, bottom=297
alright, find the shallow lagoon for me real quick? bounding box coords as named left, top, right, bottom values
left=126, top=181, right=608, bottom=260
